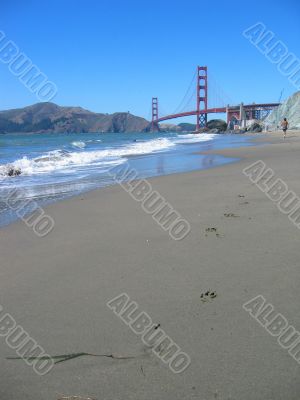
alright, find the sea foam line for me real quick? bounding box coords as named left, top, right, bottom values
left=0, top=138, right=175, bottom=177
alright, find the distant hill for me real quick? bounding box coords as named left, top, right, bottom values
left=266, top=91, right=300, bottom=129
left=156, top=121, right=227, bottom=133
left=178, top=123, right=196, bottom=132
left=0, top=102, right=149, bottom=133
left=0, top=102, right=228, bottom=134
left=157, top=122, right=196, bottom=132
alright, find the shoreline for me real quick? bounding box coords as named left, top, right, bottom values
left=0, top=133, right=256, bottom=230
left=1, top=130, right=300, bottom=399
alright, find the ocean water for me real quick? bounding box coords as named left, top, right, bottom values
left=0, top=131, right=254, bottom=227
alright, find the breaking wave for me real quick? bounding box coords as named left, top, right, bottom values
left=71, top=140, right=86, bottom=149
left=174, top=133, right=217, bottom=144
left=0, top=138, right=175, bottom=178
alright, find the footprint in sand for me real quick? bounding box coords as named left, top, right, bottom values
left=200, top=290, right=217, bottom=303
left=237, top=194, right=249, bottom=205
left=205, top=227, right=223, bottom=238
left=205, top=227, right=217, bottom=232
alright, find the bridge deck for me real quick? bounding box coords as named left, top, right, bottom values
left=157, top=103, right=280, bottom=123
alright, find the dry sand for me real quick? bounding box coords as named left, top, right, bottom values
left=1, top=131, right=300, bottom=400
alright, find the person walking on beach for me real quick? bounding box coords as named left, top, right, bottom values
left=281, top=118, right=289, bottom=138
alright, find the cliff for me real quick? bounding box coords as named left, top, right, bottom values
left=266, top=91, right=300, bottom=129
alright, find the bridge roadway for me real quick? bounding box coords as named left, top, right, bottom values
left=156, top=103, right=280, bottom=123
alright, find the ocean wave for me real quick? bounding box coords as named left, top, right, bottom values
left=174, top=133, right=217, bottom=144
left=0, top=138, right=174, bottom=177
left=71, top=140, right=86, bottom=149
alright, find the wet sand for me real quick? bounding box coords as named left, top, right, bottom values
left=1, top=131, right=300, bottom=400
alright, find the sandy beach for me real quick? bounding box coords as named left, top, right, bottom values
left=1, top=131, right=300, bottom=400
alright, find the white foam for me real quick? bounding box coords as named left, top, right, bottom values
left=0, top=138, right=175, bottom=177
left=71, top=140, right=86, bottom=149
left=174, top=133, right=217, bottom=144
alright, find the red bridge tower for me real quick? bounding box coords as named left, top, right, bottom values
left=196, top=66, right=208, bottom=131
left=151, top=97, right=159, bottom=130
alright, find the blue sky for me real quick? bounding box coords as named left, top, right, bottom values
left=1, top=0, right=300, bottom=123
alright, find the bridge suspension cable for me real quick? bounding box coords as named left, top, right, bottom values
left=181, top=89, right=196, bottom=114
left=208, top=71, right=234, bottom=109
left=172, top=69, right=197, bottom=115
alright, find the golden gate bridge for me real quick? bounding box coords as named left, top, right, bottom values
left=151, top=66, right=280, bottom=132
